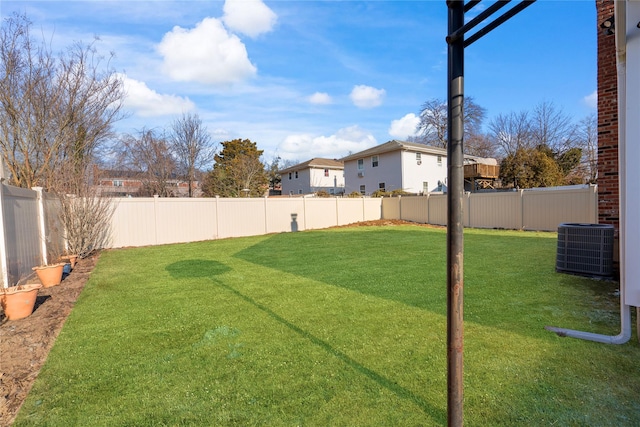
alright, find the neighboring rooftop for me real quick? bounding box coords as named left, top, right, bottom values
left=278, top=158, right=344, bottom=174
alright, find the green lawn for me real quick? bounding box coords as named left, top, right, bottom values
left=14, top=225, right=640, bottom=426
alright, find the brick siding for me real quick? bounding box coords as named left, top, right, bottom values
left=596, top=0, right=619, bottom=234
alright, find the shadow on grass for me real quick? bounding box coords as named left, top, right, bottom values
left=165, top=259, right=231, bottom=279
left=233, top=228, right=623, bottom=339
left=213, top=278, right=447, bottom=424
left=163, top=256, right=444, bottom=420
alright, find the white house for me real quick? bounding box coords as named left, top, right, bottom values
left=279, top=158, right=345, bottom=196
left=341, top=140, right=497, bottom=195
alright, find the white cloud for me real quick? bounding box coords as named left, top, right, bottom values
left=350, top=85, right=385, bottom=109
left=584, top=90, right=597, bottom=109
left=157, top=17, right=257, bottom=85
left=278, top=125, right=377, bottom=160
left=120, top=74, right=195, bottom=117
left=308, top=92, right=332, bottom=105
left=389, top=113, right=420, bottom=139
left=222, top=0, right=277, bottom=38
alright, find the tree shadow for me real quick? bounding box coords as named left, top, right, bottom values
left=165, top=259, right=232, bottom=279
left=213, top=278, right=447, bottom=424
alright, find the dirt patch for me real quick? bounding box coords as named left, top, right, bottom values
left=330, top=219, right=445, bottom=229
left=0, top=254, right=99, bottom=427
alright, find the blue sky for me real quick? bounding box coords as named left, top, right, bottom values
left=2, top=0, right=597, bottom=163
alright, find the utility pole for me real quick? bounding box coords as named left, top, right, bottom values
left=444, top=2, right=536, bottom=425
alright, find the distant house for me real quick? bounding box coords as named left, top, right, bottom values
left=341, top=140, right=497, bottom=195
left=279, top=158, right=345, bottom=196
left=94, top=169, right=199, bottom=197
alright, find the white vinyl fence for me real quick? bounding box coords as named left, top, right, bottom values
left=0, top=185, right=65, bottom=287
left=0, top=184, right=597, bottom=287
left=108, top=196, right=383, bottom=248
left=380, top=185, right=598, bottom=231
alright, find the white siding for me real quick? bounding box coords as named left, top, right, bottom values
left=400, top=150, right=447, bottom=193
left=344, top=151, right=402, bottom=195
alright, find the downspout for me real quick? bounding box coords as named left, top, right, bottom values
left=546, top=0, right=631, bottom=344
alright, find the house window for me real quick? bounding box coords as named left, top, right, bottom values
left=379, top=182, right=386, bottom=192
left=357, top=159, right=364, bottom=170
left=113, top=180, right=123, bottom=187
left=359, top=185, right=366, bottom=195
left=298, top=189, right=303, bottom=194
left=324, top=168, right=329, bottom=177
left=288, top=172, right=292, bottom=180
left=437, top=155, right=442, bottom=166
left=423, top=182, right=429, bottom=193
left=329, top=188, right=335, bottom=195
left=372, top=155, right=379, bottom=167
left=295, top=171, right=299, bottom=179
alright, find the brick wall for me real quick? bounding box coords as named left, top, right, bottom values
left=596, top=0, right=619, bottom=233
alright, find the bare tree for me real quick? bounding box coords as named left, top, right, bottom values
left=575, top=113, right=598, bottom=183
left=530, top=101, right=577, bottom=152
left=52, top=166, right=116, bottom=258
left=118, top=128, right=177, bottom=197
left=414, top=97, right=486, bottom=149
left=169, top=113, right=214, bottom=197
left=487, top=111, right=533, bottom=158
left=0, top=13, right=125, bottom=190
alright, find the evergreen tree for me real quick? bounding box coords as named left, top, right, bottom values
left=202, top=139, right=268, bottom=197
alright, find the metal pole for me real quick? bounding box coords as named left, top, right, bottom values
left=446, top=1, right=464, bottom=426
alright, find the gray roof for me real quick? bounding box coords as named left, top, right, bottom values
left=278, top=158, right=344, bottom=174
left=340, top=140, right=496, bottom=165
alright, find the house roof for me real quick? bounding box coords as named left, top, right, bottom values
left=278, top=158, right=344, bottom=174
left=340, top=140, right=497, bottom=165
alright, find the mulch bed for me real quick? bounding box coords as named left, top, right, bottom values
left=0, top=254, right=99, bottom=427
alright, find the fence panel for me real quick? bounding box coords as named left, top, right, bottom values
left=337, top=198, right=367, bottom=225
left=216, top=198, right=267, bottom=239
left=154, top=198, right=219, bottom=245
left=109, top=198, right=159, bottom=247
left=266, top=198, right=306, bottom=233
left=427, top=194, right=448, bottom=226
left=304, top=198, right=339, bottom=230
left=522, top=186, right=597, bottom=231
left=42, top=192, right=66, bottom=261
left=1, top=185, right=41, bottom=285
left=363, top=198, right=383, bottom=221
left=399, top=196, right=429, bottom=224
left=468, top=191, right=523, bottom=229
left=381, top=197, right=400, bottom=220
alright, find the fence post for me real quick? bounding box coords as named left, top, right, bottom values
left=264, top=195, right=269, bottom=234
left=215, top=196, right=220, bottom=239
left=153, top=195, right=159, bottom=245
left=519, top=189, right=525, bottom=230
left=32, top=187, right=48, bottom=266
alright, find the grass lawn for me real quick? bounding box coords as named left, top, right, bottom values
left=14, top=225, right=640, bottom=426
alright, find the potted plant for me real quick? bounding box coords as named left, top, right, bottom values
left=32, top=263, right=66, bottom=287
left=1, top=284, right=43, bottom=320
left=59, top=253, right=79, bottom=269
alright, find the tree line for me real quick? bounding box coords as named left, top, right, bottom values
left=1, top=12, right=599, bottom=207
left=410, top=98, right=597, bottom=188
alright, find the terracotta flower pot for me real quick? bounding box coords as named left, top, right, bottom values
left=1, top=284, right=43, bottom=320
left=61, top=254, right=78, bottom=269
left=32, top=263, right=66, bottom=287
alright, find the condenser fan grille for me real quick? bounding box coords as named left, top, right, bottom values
left=556, top=223, right=614, bottom=277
